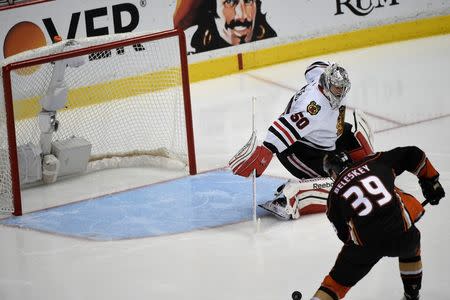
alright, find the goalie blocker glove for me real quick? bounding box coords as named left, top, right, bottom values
left=419, top=175, right=445, bottom=205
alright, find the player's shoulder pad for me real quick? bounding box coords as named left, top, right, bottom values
left=305, top=61, right=330, bottom=83
left=304, top=61, right=330, bottom=76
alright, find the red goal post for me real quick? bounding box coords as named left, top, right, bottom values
left=1, top=28, right=197, bottom=216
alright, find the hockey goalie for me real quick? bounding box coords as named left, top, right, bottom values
left=228, top=61, right=375, bottom=220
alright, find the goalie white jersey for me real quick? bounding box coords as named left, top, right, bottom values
left=263, top=61, right=347, bottom=154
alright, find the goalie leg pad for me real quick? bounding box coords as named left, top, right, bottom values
left=260, top=178, right=332, bottom=220
left=288, top=178, right=331, bottom=218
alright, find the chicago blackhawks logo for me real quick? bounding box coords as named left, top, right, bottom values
left=307, top=101, right=321, bottom=115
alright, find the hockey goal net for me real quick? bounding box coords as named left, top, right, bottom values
left=1, top=29, right=196, bottom=216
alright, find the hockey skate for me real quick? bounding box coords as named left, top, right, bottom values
left=258, top=181, right=299, bottom=220
left=259, top=178, right=332, bottom=220
left=403, top=292, right=420, bottom=300
left=258, top=196, right=292, bottom=220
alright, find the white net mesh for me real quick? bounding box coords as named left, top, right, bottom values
left=0, top=31, right=192, bottom=214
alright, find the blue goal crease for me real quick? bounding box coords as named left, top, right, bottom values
left=0, top=170, right=285, bottom=241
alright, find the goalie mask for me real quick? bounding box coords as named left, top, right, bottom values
left=320, top=64, right=351, bottom=110
left=323, top=152, right=353, bottom=178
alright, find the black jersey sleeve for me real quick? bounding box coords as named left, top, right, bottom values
left=326, top=195, right=350, bottom=243
left=379, top=146, right=439, bottom=179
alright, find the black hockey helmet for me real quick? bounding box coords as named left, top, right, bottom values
left=323, top=151, right=353, bottom=178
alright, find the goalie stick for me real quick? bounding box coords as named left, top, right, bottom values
left=228, top=97, right=259, bottom=228
left=251, top=96, right=257, bottom=225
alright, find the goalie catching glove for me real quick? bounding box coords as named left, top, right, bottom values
left=228, top=131, right=273, bottom=177
left=348, top=109, right=375, bottom=161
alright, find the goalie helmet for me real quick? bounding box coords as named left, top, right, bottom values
left=323, top=152, right=353, bottom=178
left=319, top=63, right=351, bottom=109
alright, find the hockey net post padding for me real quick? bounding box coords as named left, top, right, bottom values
left=1, top=28, right=197, bottom=216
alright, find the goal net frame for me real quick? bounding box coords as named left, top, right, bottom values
left=1, top=28, right=197, bottom=216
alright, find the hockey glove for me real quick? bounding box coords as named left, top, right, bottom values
left=343, top=110, right=375, bottom=162
left=231, top=145, right=273, bottom=177
left=229, top=132, right=273, bottom=177
left=419, top=176, right=445, bottom=205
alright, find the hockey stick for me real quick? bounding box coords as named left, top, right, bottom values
left=251, top=96, right=259, bottom=230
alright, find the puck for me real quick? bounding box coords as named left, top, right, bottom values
left=292, top=291, right=302, bottom=300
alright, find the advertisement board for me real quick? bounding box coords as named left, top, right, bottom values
left=0, top=0, right=173, bottom=59
left=1, top=1, right=449, bottom=61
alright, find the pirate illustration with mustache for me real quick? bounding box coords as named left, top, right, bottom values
left=174, top=0, right=277, bottom=53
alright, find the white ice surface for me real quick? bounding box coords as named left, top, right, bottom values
left=0, top=34, right=449, bottom=300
